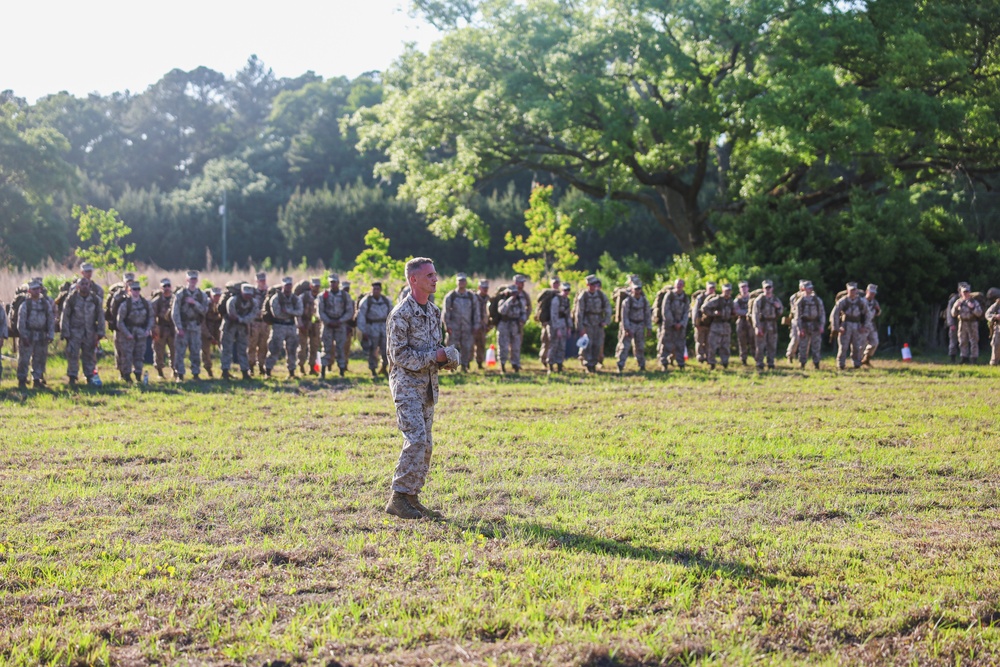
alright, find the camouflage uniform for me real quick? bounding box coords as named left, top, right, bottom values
left=548, top=292, right=572, bottom=367
left=497, top=289, right=529, bottom=370
left=16, top=295, right=54, bottom=384
left=60, top=290, right=106, bottom=381
left=150, top=291, right=176, bottom=377
left=297, top=290, right=322, bottom=373
left=793, top=293, right=825, bottom=368
left=658, top=289, right=690, bottom=369
left=249, top=287, right=270, bottom=372
left=701, top=292, right=733, bottom=369
left=950, top=295, right=983, bottom=361
left=266, top=290, right=304, bottom=375
left=388, top=295, right=444, bottom=496
left=751, top=291, right=784, bottom=370
left=616, top=292, right=651, bottom=371
left=171, top=286, right=209, bottom=378
left=357, top=292, right=393, bottom=373
left=221, top=292, right=258, bottom=374
left=0, top=302, right=8, bottom=380
left=862, top=294, right=881, bottom=364
left=786, top=289, right=804, bottom=362
left=117, top=295, right=154, bottom=378
left=985, top=299, right=1000, bottom=366
left=734, top=291, right=754, bottom=365
left=200, top=296, right=223, bottom=377
left=318, top=288, right=353, bottom=373
left=472, top=289, right=491, bottom=368
left=574, top=288, right=610, bottom=372
left=442, top=289, right=479, bottom=371
left=830, top=293, right=870, bottom=369
left=690, top=290, right=713, bottom=363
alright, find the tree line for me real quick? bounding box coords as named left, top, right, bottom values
left=4, top=0, right=1000, bottom=345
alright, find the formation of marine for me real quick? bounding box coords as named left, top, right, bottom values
left=2, top=264, right=999, bottom=390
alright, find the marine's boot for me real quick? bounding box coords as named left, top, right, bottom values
left=800, top=361, right=806, bottom=370
left=288, top=369, right=297, bottom=379
left=339, top=367, right=346, bottom=377
left=406, top=493, right=442, bottom=519
left=813, top=361, right=820, bottom=370
left=299, top=362, right=306, bottom=375
left=175, top=374, right=185, bottom=383
left=512, top=364, right=520, bottom=373
left=221, top=369, right=232, bottom=380
left=720, top=363, right=727, bottom=370
left=242, top=370, right=252, bottom=381
left=708, top=363, right=715, bottom=371
left=192, top=374, right=200, bottom=381
left=500, top=363, right=507, bottom=375
left=380, top=364, right=388, bottom=375
left=371, top=368, right=378, bottom=378
left=33, top=378, right=45, bottom=388
left=258, top=363, right=266, bottom=375
left=264, top=368, right=271, bottom=378
left=385, top=491, right=422, bottom=520
left=18, top=378, right=27, bottom=390
left=477, top=361, right=483, bottom=370
left=320, top=365, right=326, bottom=379
left=960, top=357, right=969, bottom=365
left=134, top=372, right=142, bottom=382
left=309, top=366, right=318, bottom=376
left=68, top=376, right=78, bottom=387
left=557, top=363, right=563, bottom=373
left=121, top=372, right=133, bottom=383
left=156, top=367, right=165, bottom=379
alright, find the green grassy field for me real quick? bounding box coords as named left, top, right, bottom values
left=1, top=353, right=999, bottom=666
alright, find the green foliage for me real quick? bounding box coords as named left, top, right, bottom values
left=73, top=205, right=136, bottom=278
left=504, top=186, right=581, bottom=283
left=347, top=228, right=405, bottom=290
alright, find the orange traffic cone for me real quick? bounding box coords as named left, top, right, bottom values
left=486, top=344, right=497, bottom=367
left=901, top=343, right=912, bottom=361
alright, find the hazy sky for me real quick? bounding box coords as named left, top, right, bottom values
left=2, top=0, right=439, bottom=103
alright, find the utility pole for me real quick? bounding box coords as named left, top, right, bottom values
left=219, top=190, right=228, bottom=271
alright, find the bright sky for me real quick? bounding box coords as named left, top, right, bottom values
left=2, top=0, right=440, bottom=103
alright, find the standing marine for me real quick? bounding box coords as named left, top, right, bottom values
left=861, top=283, right=881, bottom=367
left=16, top=279, right=55, bottom=389
left=792, top=281, right=825, bottom=369
left=441, top=273, right=479, bottom=372
left=496, top=275, right=530, bottom=374
left=829, top=282, right=871, bottom=370
left=733, top=281, right=755, bottom=366
left=116, top=282, right=155, bottom=383
left=615, top=280, right=652, bottom=373
left=171, top=270, right=209, bottom=381
left=950, top=284, right=983, bottom=364
left=60, top=278, right=106, bottom=385
left=573, top=274, right=611, bottom=373
left=751, top=280, right=784, bottom=371
left=356, top=281, right=393, bottom=377
left=265, top=277, right=304, bottom=378
left=701, top=283, right=734, bottom=370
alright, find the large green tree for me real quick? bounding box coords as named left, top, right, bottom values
left=355, top=0, right=1000, bottom=253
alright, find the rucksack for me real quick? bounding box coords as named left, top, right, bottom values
left=612, top=286, right=631, bottom=323
left=219, top=281, right=245, bottom=320
left=104, top=283, right=130, bottom=332
left=651, top=285, right=671, bottom=326
left=488, top=287, right=515, bottom=327
left=293, top=279, right=311, bottom=297
left=7, top=286, right=29, bottom=338
left=745, top=288, right=764, bottom=321
left=261, top=286, right=281, bottom=324
left=534, top=289, right=558, bottom=323
left=690, top=289, right=707, bottom=326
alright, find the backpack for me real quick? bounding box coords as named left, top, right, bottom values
left=690, top=289, right=706, bottom=326
left=534, top=288, right=558, bottom=323
left=651, top=285, right=671, bottom=326
left=104, top=283, right=129, bottom=332
left=219, top=281, right=245, bottom=320
left=488, top=286, right=515, bottom=327
left=745, top=288, right=764, bottom=321
left=7, top=286, right=29, bottom=338
left=612, top=286, right=631, bottom=323
left=293, top=279, right=311, bottom=297
left=261, top=286, right=281, bottom=324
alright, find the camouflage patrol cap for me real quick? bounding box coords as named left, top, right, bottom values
left=328, top=274, right=339, bottom=282
left=738, top=280, right=749, bottom=288
left=341, top=281, right=351, bottom=289
left=631, top=279, right=643, bottom=288
left=961, top=284, right=971, bottom=293
left=586, top=274, right=599, bottom=285
left=241, top=284, right=254, bottom=294
left=803, top=281, right=814, bottom=290
left=311, top=277, right=321, bottom=286
left=28, top=279, right=42, bottom=289
left=846, top=282, right=858, bottom=290
left=210, top=287, right=223, bottom=296
left=958, top=281, right=970, bottom=291
left=124, top=272, right=136, bottom=281
left=186, top=270, right=199, bottom=279
left=550, top=276, right=561, bottom=286
left=722, top=283, right=732, bottom=291
left=867, top=284, right=878, bottom=293
left=762, top=280, right=773, bottom=288
left=456, top=272, right=467, bottom=281
left=514, top=274, right=527, bottom=283
left=706, top=281, right=716, bottom=289
left=129, top=281, right=141, bottom=290
left=80, top=263, right=94, bottom=272
left=255, top=272, right=266, bottom=281
left=561, top=282, right=571, bottom=291
left=479, top=279, right=489, bottom=288
left=799, top=279, right=808, bottom=287
left=282, top=277, right=293, bottom=285
left=371, top=281, right=382, bottom=288
left=160, top=278, right=172, bottom=287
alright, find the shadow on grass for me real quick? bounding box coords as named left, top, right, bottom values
left=0, top=375, right=364, bottom=400
left=448, top=517, right=785, bottom=588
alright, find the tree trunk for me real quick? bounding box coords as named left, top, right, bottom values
left=645, top=185, right=709, bottom=254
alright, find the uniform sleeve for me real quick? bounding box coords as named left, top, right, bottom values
left=643, top=298, right=652, bottom=329
left=829, top=299, right=841, bottom=329
left=0, top=305, right=7, bottom=339
left=144, top=301, right=155, bottom=332
left=601, top=293, right=612, bottom=326
left=357, top=296, right=369, bottom=331
left=550, top=295, right=562, bottom=327
left=441, top=293, right=452, bottom=329
left=387, top=308, right=438, bottom=372
left=520, top=293, right=530, bottom=324
left=752, top=297, right=763, bottom=329
left=60, top=297, right=72, bottom=336
left=338, top=295, right=354, bottom=324
left=986, top=301, right=1000, bottom=319
left=46, top=301, right=56, bottom=339
left=193, top=291, right=208, bottom=315
left=818, top=298, right=826, bottom=328
left=572, top=293, right=583, bottom=329
left=96, top=297, right=107, bottom=336
left=171, top=293, right=183, bottom=327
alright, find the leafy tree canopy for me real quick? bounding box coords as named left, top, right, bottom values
left=355, top=0, right=1000, bottom=252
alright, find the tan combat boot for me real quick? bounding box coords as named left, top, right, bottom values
left=385, top=491, right=422, bottom=520
left=407, top=494, right=442, bottom=519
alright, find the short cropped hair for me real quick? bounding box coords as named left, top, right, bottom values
left=405, top=257, right=435, bottom=279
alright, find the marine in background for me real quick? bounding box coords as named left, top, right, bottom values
left=356, top=281, right=393, bottom=377
left=829, top=282, right=871, bottom=370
